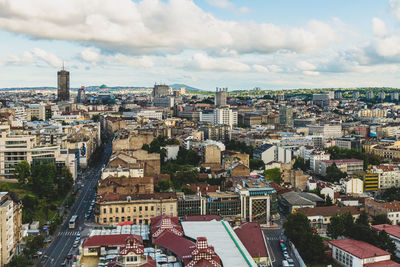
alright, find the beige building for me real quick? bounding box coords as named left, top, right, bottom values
left=26, top=104, right=45, bottom=121
left=95, top=193, right=178, bottom=225
left=203, top=145, right=221, bottom=164
left=0, top=192, right=22, bottom=266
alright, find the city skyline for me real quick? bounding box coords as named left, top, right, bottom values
left=1, top=0, right=400, bottom=90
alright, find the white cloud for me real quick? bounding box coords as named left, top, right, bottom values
left=253, top=64, right=269, bottom=73
left=389, top=0, right=400, bottom=20
left=372, top=18, right=387, bottom=37
left=206, top=0, right=250, bottom=14
left=81, top=48, right=100, bottom=63
left=296, top=60, right=316, bottom=71
left=190, top=53, right=250, bottom=72
left=8, top=48, right=62, bottom=67
left=32, top=48, right=63, bottom=67
left=0, top=0, right=339, bottom=56
left=303, top=70, right=320, bottom=76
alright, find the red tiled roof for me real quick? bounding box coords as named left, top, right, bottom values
left=234, top=222, right=268, bottom=258
left=364, top=260, right=400, bottom=267
left=83, top=234, right=142, bottom=248
left=372, top=224, right=400, bottom=239
left=329, top=239, right=390, bottom=259
left=153, top=231, right=194, bottom=258
left=183, top=215, right=221, bottom=221
left=297, top=206, right=360, bottom=217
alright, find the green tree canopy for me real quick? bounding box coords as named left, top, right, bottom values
left=293, top=156, right=307, bottom=172
left=14, top=160, right=31, bottom=185
left=264, top=168, right=281, bottom=184
left=284, top=212, right=326, bottom=263
left=325, top=163, right=347, bottom=182
left=372, top=214, right=392, bottom=225
left=249, top=159, right=265, bottom=170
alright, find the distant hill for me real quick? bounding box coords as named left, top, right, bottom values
left=169, top=84, right=203, bottom=92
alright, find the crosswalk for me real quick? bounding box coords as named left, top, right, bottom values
left=58, top=231, right=80, bottom=236
left=266, top=237, right=280, bottom=241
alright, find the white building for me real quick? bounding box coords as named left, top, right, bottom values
left=329, top=239, right=394, bottom=267
left=345, top=178, right=363, bottom=195
left=309, top=151, right=330, bottom=171
left=26, top=104, right=45, bottom=121
left=200, top=108, right=238, bottom=128
left=308, top=124, right=342, bottom=139
left=370, top=165, right=400, bottom=189
left=163, top=144, right=179, bottom=161
left=372, top=224, right=400, bottom=258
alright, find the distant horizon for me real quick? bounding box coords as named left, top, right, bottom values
left=1, top=1, right=400, bottom=89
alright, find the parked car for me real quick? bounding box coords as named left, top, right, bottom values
left=287, top=258, right=295, bottom=267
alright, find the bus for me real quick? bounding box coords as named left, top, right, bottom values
left=69, top=215, right=78, bottom=229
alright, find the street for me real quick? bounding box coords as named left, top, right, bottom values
left=38, top=142, right=112, bottom=267
left=263, top=228, right=300, bottom=267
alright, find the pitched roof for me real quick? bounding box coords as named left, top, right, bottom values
left=372, top=224, right=400, bottom=239
left=234, top=222, right=268, bottom=258
left=297, top=206, right=360, bottom=217
left=329, top=239, right=390, bottom=259
left=152, top=231, right=194, bottom=258
left=364, top=260, right=400, bottom=267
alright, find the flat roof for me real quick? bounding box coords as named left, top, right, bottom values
left=181, top=220, right=257, bottom=267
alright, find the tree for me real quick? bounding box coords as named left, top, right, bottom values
left=356, top=210, right=369, bottom=226
left=91, top=114, right=100, bottom=122
left=14, top=160, right=31, bottom=185
left=55, top=167, right=73, bottom=197
left=155, top=179, right=172, bottom=192
left=284, top=212, right=326, bottom=263
left=264, top=168, right=281, bottom=184
left=372, top=214, right=392, bottom=225
left=30, top=163, right=57, bottom=199
left=327, top=214, right=345, bottom=239
left=325, top=163, right=347, bottom=182
left=8, top=255, right=31, bottom=267
left=293, top=156, right=307, bottom=172
left=23, top=235, right=44, bottom=257
left=377, top=230, right=396, bottom=255
left=249, top=159, right=265, bottom=170
left=325, top=195, right=333, bottom=206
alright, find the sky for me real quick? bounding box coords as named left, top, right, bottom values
left=2, top=0, right=400, bottom=90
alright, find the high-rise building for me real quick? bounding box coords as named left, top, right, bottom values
left=378, top=91, right=386, bottom=100
left=279, top=105, right=293, bottom=127
left=57, top=69, right=70, bottom=102
left=77, top=86, right=86, bottom=103
left=353, top=91, right=360, bottom=100
left=391, top=92, right=399, bottom=101
left=215, top=87, right=227, bottom=107
left=366, top=91, right=374, bottom=99
left=152, top=84, right=171, bottom=98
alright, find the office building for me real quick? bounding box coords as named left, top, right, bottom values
left=152, top=84, right=171, bottom=98
left=76, top=86, right=86, bottom=103
left=215, top=87, right=228, bottom=107
left=279, top=105, right=293, bottom=127
left=57, top=69, right=70, bottom=102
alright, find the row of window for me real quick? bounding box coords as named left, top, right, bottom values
left=102, top=205, right=174, bottom=214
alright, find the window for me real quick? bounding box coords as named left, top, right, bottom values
left=127, top=216, right=131, bottom=221
left=110, top=217, right=113, bottom=222
left=151, top=206, right=154, bottom=211
left=103, top=218, right=107, bottom=223
left=116, top=217, right=119, bottom=222
left=121, top=217, right=125, bottom=222
left=122, top=207, right=125, bottom=213
left=109, top=208, right=112, bottom=214
left=103, top=208, right=106, bottom=214
left=170, top=204, right=173, bottom=210
left=139, top=206, right=142, bottom=211
left=145, top=206, right=148, bottom=211
left=116, top=208, right=119, bottom=213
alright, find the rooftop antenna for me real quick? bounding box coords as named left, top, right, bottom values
left=62, top=61, right=65, bottom=70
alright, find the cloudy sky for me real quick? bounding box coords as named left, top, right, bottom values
left=1, top=0, right=400, bottom=90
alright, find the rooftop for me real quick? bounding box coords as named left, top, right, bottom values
left=329, top=238, right=390, bottom=259
left=181, top=220, right=257, bottom=267
left=234, top=222, right=268, bottom=258
left=372, top=224, right=400, bottom=239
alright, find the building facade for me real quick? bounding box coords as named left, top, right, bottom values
left=57, top=69, right=70, bottom=102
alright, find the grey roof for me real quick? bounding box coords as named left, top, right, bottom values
left=253, top=144, right=274, bottom=155
left=298, top=192, right=324, bottom=202
left=281, top=191, right=316, bottom=206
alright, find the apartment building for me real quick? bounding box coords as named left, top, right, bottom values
left=315, top=159, right=363, bottom=176
left=370, top=165, right=400, bottom=189
left=0, top=192, right=22, bottom=266
left=308, top=124, right=342, bottom=139
left=95, top=192, right=178, bottom=225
